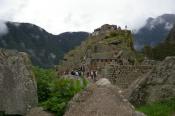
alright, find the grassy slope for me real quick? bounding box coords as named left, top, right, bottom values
left=137, top=98, right=175, bottom=116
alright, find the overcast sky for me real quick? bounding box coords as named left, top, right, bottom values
left=0, top=0, right=175, bottom=34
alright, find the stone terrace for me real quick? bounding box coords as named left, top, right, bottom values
left=103, top=65, right=153, bottom=89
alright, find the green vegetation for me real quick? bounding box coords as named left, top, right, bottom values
left=104, top=32, right=118, bottom=39
left=143, top=24, right=175, bottom=61
left=143, top=43, right=175, bottom=60
left=137, top=98, right=175, bottom=116
left=135, top=52, right=145, bottom=63
left=33, top=67, right=88, bottom=116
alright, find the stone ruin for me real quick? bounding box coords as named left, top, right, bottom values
left=128, top=56, right=175, bottom=106
left=85, top=50, right=155, bottom=90
left=57, top=24, right=134, bottom=75
left=86, top=56, right=154, bottom=89
left=0, top=49, right=38, bottom=115
left=103, top=64, right=153, bottom=89
left=91, top=24, right=122, bottom=36
left=56, top=24, right=175, bottom=115
left=82, top=25, right=155, bottom=90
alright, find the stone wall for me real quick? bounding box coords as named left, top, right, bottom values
left=0, top=49, right=38, bottom=115
left=128, top=57, right=175, bottom=106
left=103, top=65, right=153, bottom=89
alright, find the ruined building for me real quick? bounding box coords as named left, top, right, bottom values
left=58, top=24, right=154, bottom=89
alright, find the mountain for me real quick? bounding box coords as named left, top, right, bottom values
left=134, top=14, right=175, bottom=50
left=0, top=22, right=89, bottom=68
left=166, top=24, right=175, bottom=44
left=58, top=24, right=141, bottom=73
left=143, top=24, right=175, bottom=60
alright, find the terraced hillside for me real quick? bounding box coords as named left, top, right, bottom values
left=58, top=24, right=140, bottom=73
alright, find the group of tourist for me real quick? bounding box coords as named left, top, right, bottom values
left=86, top=70, right=98, bottom=81
left=70, top=70, right=83, bottom=77
left=62, top=65, right=98, bottom=81
left=70, top=66, right=85, bottom=77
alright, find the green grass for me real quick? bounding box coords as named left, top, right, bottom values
left=136, top=98, right=175, bottom=116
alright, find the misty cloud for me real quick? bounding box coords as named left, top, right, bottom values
left=165, top=22, right=174, bottom=30
left=0, top=0, right=175, bottom=34
left=13, top=22, right=21, bottom=27
left=0, top=20, right=8, bottom=36
left=0, top=0, right=28, bottom=20
left=64, top=13, right=72, bottom=24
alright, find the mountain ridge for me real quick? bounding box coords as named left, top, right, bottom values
left=0, top=21, right=89, bottom=68
left=143, top=24, right=175, bottom=60
left=134, top=14, right=175, bottom=50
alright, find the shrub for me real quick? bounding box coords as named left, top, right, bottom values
left=41, top=78, right=88, bottom=116
left=33, top=67, right=58, bottom=102
left=143, top=43, right=175, bottom=61
left=135, top=52, right=145, bottom=63
left=33, top=67, right=88, bottom=116
left=110, top=32, right=117, bottom=37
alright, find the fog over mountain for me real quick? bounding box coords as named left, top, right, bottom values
left=134, top=14, right=175, bottom=50
left=0, top=0, right=175, bottom=66
left=0, top=22, right=89, bottom=68
left=0, top=0, right=175, bottom=34
left=0, top=20, right=8, bottom=36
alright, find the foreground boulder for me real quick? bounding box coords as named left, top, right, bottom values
left=64, top=78, right=144, bottom=116
left=128, top=56, right=175, bottom=106
left=0, top=49, right=38, bottom=115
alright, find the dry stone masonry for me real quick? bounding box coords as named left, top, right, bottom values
left=103, top=64, right=153, bottom=89
left=128, top=56, right=175, bottom=106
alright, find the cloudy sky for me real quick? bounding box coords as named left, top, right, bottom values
left=0, top=0, right=175, bottom=34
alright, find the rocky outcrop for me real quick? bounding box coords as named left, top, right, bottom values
left=92, top=24, right=119, bottom=36
left=64, top=78, right=145, bottom=116
left=58, top=24, right=136, bottom=75
left=128, top=56, right=175, bottom=106
left=0, top=49, right=38, bottom=115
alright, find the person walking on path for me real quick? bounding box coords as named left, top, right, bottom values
left=93, top=70, right=97, bottom=81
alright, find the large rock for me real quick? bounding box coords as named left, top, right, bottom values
left=0, top=49, right=38, bottom=115
left=64, top=78, right=144, bottom=116
left=128, top=56, right=175, bottom=106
